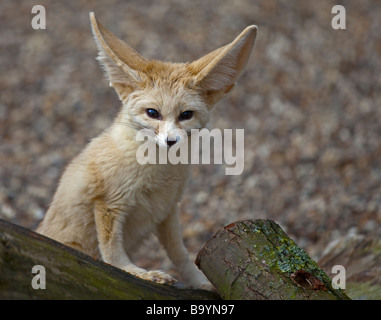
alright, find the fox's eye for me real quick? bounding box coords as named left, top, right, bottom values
left=179, top=110, right=193, bottom=121
left=146, top=108, right=161, bottom=120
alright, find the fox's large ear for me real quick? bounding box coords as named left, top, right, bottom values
left=89, top=12, right=147, bottom=101
left=190, top=25, right=257, bottom=105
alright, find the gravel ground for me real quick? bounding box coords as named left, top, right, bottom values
left=1, top=0, right=380, bottom=276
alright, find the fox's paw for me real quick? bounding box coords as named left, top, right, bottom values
left=199, top=281, right=215, bottom=291
left=139, top=270, right=177, bottom=285
left=123, top=266, right=176, bottom=285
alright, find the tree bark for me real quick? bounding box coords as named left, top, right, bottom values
left=0, top=218, right=219, bottom=300
left=196, top=219, right=350, bottom=300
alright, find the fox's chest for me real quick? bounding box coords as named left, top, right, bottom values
left=118, top=164, right=190, bottom=251
left=106, top=162, right=189, bottom=210
left=135, top=163, right=189, bottom=205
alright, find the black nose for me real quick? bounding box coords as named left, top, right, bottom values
left=166, top=138, right=177, bottom=147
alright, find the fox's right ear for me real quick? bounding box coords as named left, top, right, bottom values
left=190, top=25, right=257, bottom=106
left=89, top=12, right=147, bottom=101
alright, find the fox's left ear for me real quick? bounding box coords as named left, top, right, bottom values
left=89, top=12, right=147, bottom=102
left=191, top=25, right=257, bottom=105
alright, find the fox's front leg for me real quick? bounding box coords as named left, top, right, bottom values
left=157, top=206, right=213, bottom=290
left=94, top=200, right=175, bottom=284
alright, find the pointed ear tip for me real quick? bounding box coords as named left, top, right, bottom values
left=89, top=12, right=101, bottom=36
left=89, top=12, right=97, bottom=26
left=246, top=25, right=258, bottom=34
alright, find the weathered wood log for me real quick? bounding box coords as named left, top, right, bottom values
left=196, top=219, right=350, bottom=300
left=0, top=219, right=219, bottom=300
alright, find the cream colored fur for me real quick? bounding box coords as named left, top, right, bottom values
left=37, top=12, right=257, bottom=289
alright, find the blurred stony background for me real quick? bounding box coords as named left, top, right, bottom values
left=0, top=0, right=380, bottom=287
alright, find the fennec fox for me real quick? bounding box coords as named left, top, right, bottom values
left=37, top=12, right=257, bottom=289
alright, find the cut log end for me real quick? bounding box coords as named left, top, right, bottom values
left=196, top=219, right=350, bottom=300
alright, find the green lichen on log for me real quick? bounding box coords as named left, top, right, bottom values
left=196, top=219, right=350, bottom=300
left=241, top=220, right=333, bottom=287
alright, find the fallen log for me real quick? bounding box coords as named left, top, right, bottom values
left=0, top=218, right=219, bottom=300
left=196, top=219, right=350, bottom=300
left=0, top=218, right=352, bottom=300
